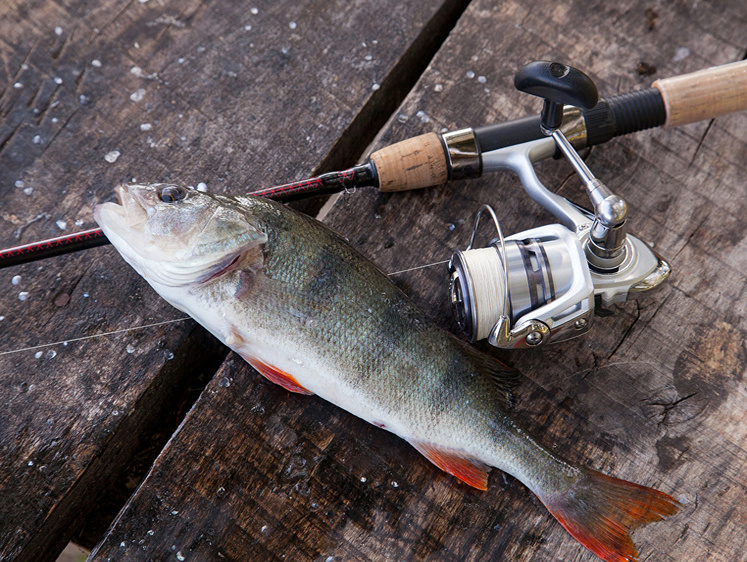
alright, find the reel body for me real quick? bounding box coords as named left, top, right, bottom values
left=448, top=61, right=671, bottom=349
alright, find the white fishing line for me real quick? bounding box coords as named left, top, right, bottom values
left=0, top=317, right=191, bottom=357
left=456, top=247, right=505, bottom=341
left=387, top=259, right=450, bottom=276
left=3, top=259, right=447, bottom=357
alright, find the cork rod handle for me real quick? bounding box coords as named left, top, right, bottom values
left=653, top=60, right=747, bottom=127
left=370, top=133, right=449, bottom=192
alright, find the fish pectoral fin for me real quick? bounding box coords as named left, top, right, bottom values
left=244, top=356, right=314, bottom=395
left=410, top=441, right=489, bottom=491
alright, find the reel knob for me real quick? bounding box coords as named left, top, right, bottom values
left=514, top=61, right=598, bottom=131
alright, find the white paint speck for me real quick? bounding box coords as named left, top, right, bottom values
left=140, top=123, right=152, bottom=131
left=28, top=460, right=34, bottom=466
left=55, top=26, right=63, bottom=36
left=434, top=83, right=443, bottom=92
left=18, top=291, right=30, bottom=301
left=91, top=59, right=102, bottom=67
left=250, top=7, right=258, bottom=14
left=147, top=530, right=154, bottom=536
left=56, top=219, right=67, bottom=230
left=113, top=410, right=119, bottom=416
left=397, top=113, right=408, bottom=123
left=104, top=150, right=121, bottom=163
left=15, top=180, right=24, bottom=188
left=477, top=75, right=487, bottom=83
left=360, top=476, right=367, bottom=483
left=673, top=47, right=690, bottom=62
left=130, top=66, right=143, bottom=77
left=130, top=88, right=146, bottom=102
left=35, top=351, right=43, bottom=359
left=0, top=316, right=5, bottom=321
left=391, top=481, right=399, bottom=488
left=261, top=525, right=268, bottom=532
left=120, top=542, right=126, bottom=548
left=83, top=292, right=89, bottom=298
left=196, top=182, right=208, bottom=192
left=244, top=24, right=252, bottom=31
left=289, top=21, right=297, bottom=29
left=176, top=552, right=185, bottom=561
left=75, top=219, right=84, bottom=226
left=126, top=344, right=136, bottom=354
left=139, top=0, right=149, bottom=3
left=466, top=70, right=475, bottom=79
left=14, top=82, right=23, bottom=89
left=364, top=54, right=373, bottom=61
left=45, top=350, right=56, bottom=359
left=164, top=350, right=174, bottom=361
left=371, top=83, right=380, bottom=91
left=24, top=187, right=34, bottom=196
left=177, top=57, right=186, bottom=64
left=11, top=275, right=22, bottom=285
left=53, top=76, right=63, bottom=85
left=171, top=510, right=179, bottom=515
left=32, top=135, right=43, bottom=144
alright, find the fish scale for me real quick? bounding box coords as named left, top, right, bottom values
left=95, top=183, right=680, bottom=562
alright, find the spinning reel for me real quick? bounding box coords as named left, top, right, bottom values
left=449, top=62, right=671, bottom=348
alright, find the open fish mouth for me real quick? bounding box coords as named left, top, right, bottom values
left=94, top=184, right=151, bottom=235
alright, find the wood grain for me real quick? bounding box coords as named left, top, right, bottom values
left=0, top=0, right=470, bottom=559
left=90, top=1, right=746, bottom=562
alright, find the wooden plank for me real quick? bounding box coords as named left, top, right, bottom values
left=90, top=1, right=746, bottom=562
left=0, top=0, right=470, bottom=559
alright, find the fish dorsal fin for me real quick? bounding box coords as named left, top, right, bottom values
left=452, top=336, right=521, bottom=408
left=410, top=441, right=490, bottom=490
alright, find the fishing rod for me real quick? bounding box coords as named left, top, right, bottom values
left=1, top=59, right=744, bottom=270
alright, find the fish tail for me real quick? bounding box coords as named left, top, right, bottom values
left=541, top=467, right=680, bottom=562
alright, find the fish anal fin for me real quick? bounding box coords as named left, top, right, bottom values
left=245, top=357, right=314, bottom=396
left=411, top=441, right=489, bottom=491
left=542, top=468, right=681, bottom=562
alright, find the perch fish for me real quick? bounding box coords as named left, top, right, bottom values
left=94, top=184, right=679, bottom=562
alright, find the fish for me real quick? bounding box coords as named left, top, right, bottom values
left=94, top=183, right=680, bottom=562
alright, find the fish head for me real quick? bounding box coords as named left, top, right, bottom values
left=94, top=183, right=267, bottom=287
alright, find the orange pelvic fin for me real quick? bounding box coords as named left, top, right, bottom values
left=246, top=357, right=314, bottom=395
left=410, top=441, right=489, bottom=490
left=542, top=468, right=681, bottom=562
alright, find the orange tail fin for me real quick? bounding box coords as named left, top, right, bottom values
left=541, top=468, right=680, bottom=562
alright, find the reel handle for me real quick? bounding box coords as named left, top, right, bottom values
left=514, top=61, right=598, bottom=130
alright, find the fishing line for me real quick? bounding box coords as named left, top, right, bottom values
left=387, top=259, right=450, bottom=276
left=1, top=260, right=447, bottom=356
left=0, top=317, right=191, bottom=357
left=2, top=259, right=449, bottom=356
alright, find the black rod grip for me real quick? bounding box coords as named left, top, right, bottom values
left=583, top=88, right=667, bottom=147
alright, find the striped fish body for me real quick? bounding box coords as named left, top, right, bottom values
left=95, top=184, right=679, bottom=562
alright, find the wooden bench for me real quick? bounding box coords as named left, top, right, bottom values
left=1, top=0, right=745, bottom=560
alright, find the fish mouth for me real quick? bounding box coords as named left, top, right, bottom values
left=94, top=184, right=152, bottom=234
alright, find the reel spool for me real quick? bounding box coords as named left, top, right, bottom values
left=449, top=205, right=594, bottom=349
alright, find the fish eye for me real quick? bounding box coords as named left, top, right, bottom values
left=158, top=185, right=188, bottom=203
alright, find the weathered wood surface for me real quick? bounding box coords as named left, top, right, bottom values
left=85, top=2, right=747, bottom=562
left=0, top=0, right=471, bottom=559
